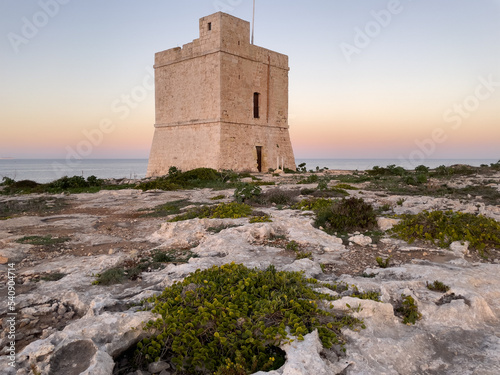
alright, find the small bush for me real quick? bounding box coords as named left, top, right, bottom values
left=249, top=215, right=272, bottom=223
left=169, top=202, right=252, bottom=222
left=415, top=165, right=430, bottom=174
left=367, top=165, right=407, bottom=177
left=285, top=240, right=300, bottom=252
left=93, top=268, right=125, bottom=285
left=390, top=210, right=500, bottom=256
left=292, top=198, right=334, bottom=212
left=315, top=197, right=377, bottom=233
left=334, top=183, right=359, bottom=190
left=234, top=183, right=262, bottom=203
left=255, top=189, right=299, bottom=206
left=141, top=199, right=191, bottom=217
left=16, top=235, right=69, bottom=246
left=395, top=294, right=422, bottom=325
left=135, top=263, right=362, bottom=373
left=375, top=256, right=391, bottom=268
left=296, top=251, right=313, bottom=260
left=426, top=280, right=450, bottom=293
left=210, top=195, right=226, bottom=201
left=297, top=175, right=319, bottom=184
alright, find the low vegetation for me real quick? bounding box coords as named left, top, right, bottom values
left=0, top=197, right=67, bottom=219
left=426, top=280, right=450, bottom=293
left=315, top=197, right=378, bottom=233
left=135, top=263, right=363, bottom=374
left=395, top=294, right=422, bottom=325
left=375, top=256, right=391, bottom=269
left=168, top=202, right=253, bottom=222
left=390, top=210, right=500, bottom=256
left=1, top=175, right=133, bottom=195
left=93, top=249, right=197, bottom=285
left=139, top=199, right=191, bottom=218
left=16, top=235, right=70, bottom=246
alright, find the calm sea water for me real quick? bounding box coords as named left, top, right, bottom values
left=0, top=158, right=498, bottom=183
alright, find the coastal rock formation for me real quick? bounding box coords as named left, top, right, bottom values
left=0, top=170, right=499, bottom=374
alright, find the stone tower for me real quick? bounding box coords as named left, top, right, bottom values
left=146, top=12, right=296, bottom=176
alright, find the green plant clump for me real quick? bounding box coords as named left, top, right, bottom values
left=426, top=280, right=450, bottom=293
left=375, top=256, right=391, bottom=268
left=390, top=210, right=500, bottom=256
left=395, top=294, right=422, bottom=325
left=136, top=263, right=362, bottom=374
left=234, top=184, right=262, bottom=203
left=315, top=197, right=377, bottom=233
left=249, top=215, right=272, bottom=223
left=292, top=198, right=334, bottom=212
left=16, top=235, right=70, bottom=246
left=169, top=202, right=253, bottom=222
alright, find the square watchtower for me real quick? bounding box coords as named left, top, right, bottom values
left=146, top=12, right=296, bottom=176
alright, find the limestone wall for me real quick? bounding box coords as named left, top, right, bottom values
left=147, top=12, right=296, bottom=177
left=155, top=53, right=220, bottom=126
left=146, top=124, right=221, bottom=176
left=219, top=122, right=295, bottom=172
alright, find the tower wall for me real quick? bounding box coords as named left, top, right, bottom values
left=147, top=12, right=296, bottom=177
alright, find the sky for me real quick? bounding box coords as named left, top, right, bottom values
left=1, top=0, right=499, bottom=163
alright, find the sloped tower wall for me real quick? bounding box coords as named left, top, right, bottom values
left=147, top=12, right=295, bottom=177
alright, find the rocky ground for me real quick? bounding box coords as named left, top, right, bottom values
left=0, top=170, right=499, bottom=374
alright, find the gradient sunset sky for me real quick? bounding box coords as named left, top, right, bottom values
left=1, top=0, right=499, bottom=161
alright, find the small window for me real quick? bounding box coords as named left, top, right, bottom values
left=208, top=22, right=212, bottom=31
left=253, top=93, right=260, bottom=119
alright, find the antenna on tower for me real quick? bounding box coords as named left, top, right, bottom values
left=251, top=0, right=255, bottom=44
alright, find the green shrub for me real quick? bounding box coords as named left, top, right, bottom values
left=249, top=215, right=272, bottom=223
left=297, top=163, right=307, bottom=173
left=292, top=198, right=334, bottom=212
left=297, top=175, right=319, bottom=184
left=169, top=202, right=252, bottom=222
left=1, top=177, right=15, bottom=186
left=137, top=168, right=225, bottom=191
left=317, top=179, right=329, bottom=191
left=395, top=294, right=422, bottom=325
left=334, top=183, right=359, bottom=190
left=414, top=165, right=430, bottom=174
left=426, top=280, right=450, bottom=293
left=367, top=165, right=407, bottom=177
left=210, top=195, right=226, bottom=201
left=140, top=199, right=191, bottom=217
left=48, top=175, right=104, bottom=190
left=16, top=235, right=69, bottom=246
left=211, top=202, right=253, bottom=219
left=285, top=240, right=300, bottom=252
left=234, top=183, right=262, bottom=203
left=375, top=256, right=391, bottom=268
left=93, top=267, right=125, bottom=285
left=296, top=251, right=313, bottom=260
left=135, top=263, right=362, bottom=373
left=254, top=189, right=299, bottom=206
left=390, top=210, right=500, bottom=256
left=315, top=197, right=377, bottom=233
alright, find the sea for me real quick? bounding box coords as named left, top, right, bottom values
left=0, top=158, right=498, bottom=184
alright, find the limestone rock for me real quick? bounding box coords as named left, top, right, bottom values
left=376, top=217, right=400, bottom=231
left=348, top=234, right=372, bottom=246
left=148, top=360, right=170, bottom=373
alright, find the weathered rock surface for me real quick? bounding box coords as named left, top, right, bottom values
left=0, top=176, right=499, bottom=374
